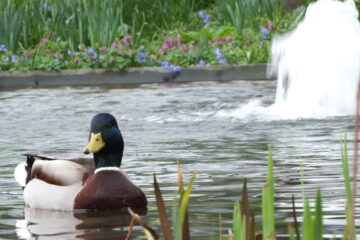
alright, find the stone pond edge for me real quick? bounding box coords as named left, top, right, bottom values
left=0, top=64, right=274, bottom=89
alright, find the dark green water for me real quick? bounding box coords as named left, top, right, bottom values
left=0, top=81, right=358, bottom=239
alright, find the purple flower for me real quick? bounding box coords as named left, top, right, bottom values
left=203, top=15, right=210, bottom=26
left=87, top=48, right=95, bottom=55
left=3, top=57, right=9, bottom=64
left=56, top=36, right=61, bottom=42
left=137, top=52, right=146, bottom=64
left=67, top=50, right=72, bottom=56
left=215, top=48, right=222, bottom=59
left=225, top=36, right=233, bottom=42
left=170, top=65, right=181, bottom=72
left=260, top=27, right=270, bottom=38
left=11, top=55, right=17, bottom=63
left=259, top=41, right=264, bottom=47
left=162, top=61, right=170, bottom=69
left=215, top=48, right=227, bottom=65
left=219, top=58, right=227, bottom=64
left=196, top=60, right=205, bottom=66
left=0, top=44, right=7, bottom=52
left=63, top=60, right=69, bottom=65
left=122, top=35, right=132, bottom=46
left=21, top=57, right=25, bottom=61
left=86, top=48, right=97, bottom=58
left=198, top=11, right=205, bottom=18
left=268, top=22, right=275, bottom=31
left=162, top=61, right=181, bottom=72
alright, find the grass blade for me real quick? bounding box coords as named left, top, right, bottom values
left=177, top=160, right=190, bottom=240
left=291, top=195, right=300, bottom=240
left=302, top=198, right=313, bottom=240
left=177, top=173, right=196, bottom=240
left=262, top=146, right=275, bottom=240
left=153, top=174, right=174, bottom=240
left=233, top=201, right=246, bottom=240
left=341, top=133, right=354, bottom=240
left=241, top=179, right=252, bottom=240
left=313, top=188, right=323, bottom=240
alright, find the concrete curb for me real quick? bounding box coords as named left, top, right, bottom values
left=0, top=64, right=273, bottom=90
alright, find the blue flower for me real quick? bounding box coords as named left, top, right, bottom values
left=137, top=52, right=146, bottom=64
left=219, top=58, right=227, bottom=64
left=63, top=60, right=69, bottom=65
left=3, top=57, right=9, bottom=64
left=87, top=48, right=94, bottom=55
left=196, top=60, right=205, bottom=66
left=56, top=36, right=61, bottom=42
left=87, top=48, right=97, bottom=57
left=170, top=65, right=181, bottom=72
left=21, top=57, right=25, bottom=61
left=11, top=55, right=17, bottom=63
left=162, top=61, right=181, bottom=72
left=198, top=11, right=205, bottom=18
left=162, top=61, right=170, bottom=69
left=203, top=15, right=210, bottom=26
left=0, top=44, right=7, bottom=52
left=67, top=50, right=72, bottom=56
left=215, top=48, right=227, bottom=65
left=260, top=27, right=270, bottom=38
left=215, top=48, right=222, bottom=59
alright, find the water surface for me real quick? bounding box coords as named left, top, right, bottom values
left=0, top=81, right=358, bottom=239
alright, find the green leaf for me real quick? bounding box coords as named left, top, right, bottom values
left=313, top=188, right=323, bottom=240
left=181, top=31, right=200, bottom=43
left=201, top=27, right=214, bottom=40
left=302, top=198, right=313, bottom=240
left=215, top=27, right=235, bottom=38
left=341, top=132, right=354, bottom=240
left=233, top=201, right=242, bottom=239
left=262, top=146, right=275, bottom=240
left=153, top=174, right=174, bottom=240
left=177, top=173, right=196, bottom=240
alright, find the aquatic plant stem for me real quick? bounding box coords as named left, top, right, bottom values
left=291, top=195, right=300, bottom=240
left=125, top=216, right=135, bottom=240
left=352, top=79, right=360, bottom=240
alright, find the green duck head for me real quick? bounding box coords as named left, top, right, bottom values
left=83, top=113, right=124, bottom=169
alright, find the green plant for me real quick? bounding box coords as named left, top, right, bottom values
left=262, top=146, right=275, bottom=240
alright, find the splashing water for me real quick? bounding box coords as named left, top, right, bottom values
left=268, top=0, right=360, bottom=118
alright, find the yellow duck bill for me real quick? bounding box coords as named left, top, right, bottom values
left=82, top=132, right=105, bottom=154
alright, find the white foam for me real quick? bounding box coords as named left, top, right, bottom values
left=269, top=0, right=360, bottom=117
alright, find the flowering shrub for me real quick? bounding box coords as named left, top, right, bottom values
left=0, top=6, right=282, bottom=72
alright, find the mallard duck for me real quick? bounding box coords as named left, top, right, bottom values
left=14, top=113, right=147, bottom=211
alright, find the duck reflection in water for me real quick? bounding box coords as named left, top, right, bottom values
left=16, top=207, right=147, bottom=240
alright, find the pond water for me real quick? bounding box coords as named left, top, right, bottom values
left=0, top=80, right=358, bottom=239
